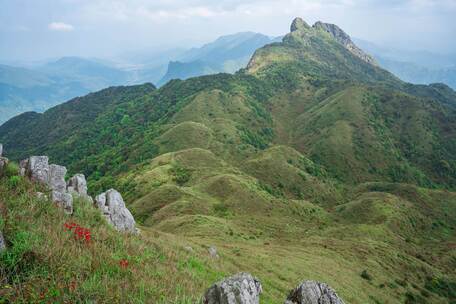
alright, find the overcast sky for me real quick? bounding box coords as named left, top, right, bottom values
left=1, top=0, right=456, bottom=63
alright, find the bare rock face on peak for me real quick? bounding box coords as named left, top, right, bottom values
left=290, top=17, right=310, bottom=32
left=203, top=272, right=262, bottom=304
left=95, top=189, right=136, bottom=233
left=312, top=21, right=376, bottom=65
left=284, top=281, right=344, bottom=304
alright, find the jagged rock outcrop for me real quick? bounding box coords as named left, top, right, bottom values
left=95, top=189, right=136, bottom=233
left=312, top=21, right=376, bottom=66
left=0, top=143, right=3, bottom=156
left=67, top=174, right=88, bottom=196
left=284, top=281, right=344, bottom=304
left=67, top=173, right=93, bottom=203
left=203, top=272, right=262, bottom=304
left=19, top=156, right=74, bottom=214
left=51, top=191, right=73, bottom=214
left=49, top=164, right=67, bottom=192
left=21, top=156, right=50, bottom=184
left=290, top=17, right=310, bottom=32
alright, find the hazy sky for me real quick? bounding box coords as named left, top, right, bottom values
left=1, top=0, right=456, bottom=62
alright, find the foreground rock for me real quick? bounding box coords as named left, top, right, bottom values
left=20, top=156, right=74, bottom=214
left=67, top=173, right=93, bottom=203
left=284, top=281, right=344, bottom=304
left=22, top=156, right=50, bottom=183
left=0, top=230, right=5, bottom=252
left=203, top=273, right=262, bottom=304
left=51, top=191, right=73, bottom=214
left=49, top=164, right=67, bottom=192
left=95, top=189, right=136, bottom=233
left=67, top=174, right=88, bottom=196
left=0, top=156, right=8, bottom=174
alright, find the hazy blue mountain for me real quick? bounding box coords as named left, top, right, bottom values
left=158, top=32, right=280, bottom=86
left=0, top=32, right=282, bottom=124
left=354, top=38, right=456, bottom=89
left=0, top=57, right=130, bottom=124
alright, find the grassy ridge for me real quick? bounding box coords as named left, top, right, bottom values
left=1, top=19, right=456, bottom=303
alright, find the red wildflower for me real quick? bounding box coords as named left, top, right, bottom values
left=119, top=259, right=129, bottom=269
left=63, top=221, right=91, bottom=244
left=69, top=280, right=77, bottom=292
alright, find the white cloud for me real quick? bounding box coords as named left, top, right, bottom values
left=48, top=22, right=74, bottom=31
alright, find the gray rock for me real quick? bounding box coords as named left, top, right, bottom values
left=48, top=164, right=67, bottom=193
left=0, top=157, right=8, bottom=174
left=95, top=189, right=136, bottom=233
left=25, top=156, right=50, bottom=184
left=67, top=174, right=88, bottom=197
left=312, top=21, right=376, bottom=66
left=285, top=281, right=344, bottom=304
left=203, top=272, right=262, bottom=304
left=184, top=246, right=194, bottom=252
left=290, top=17, right=310, bottom=32
left=208, top=246, right=219, bottom=259
left=0, top=230, right=5, bottom=252
left=19, top=159, right=28, bottom=176
left=36, top=192, right=48, bottom=200
left=52, top=191, right=73, bottom=215
left=0, top=143, right=2, bottom=157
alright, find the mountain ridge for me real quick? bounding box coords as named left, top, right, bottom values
left=1, top=17, right=455, bottom=303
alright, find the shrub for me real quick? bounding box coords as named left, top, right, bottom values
left=361, top=270, right=373, bottom=281
left=7, top=175, right=21, bottom=189
left=424, top=276, right=456, bottom=300
left=4, top=162, right=19, bottom=177
left=170, top=166, right=191, bottom=186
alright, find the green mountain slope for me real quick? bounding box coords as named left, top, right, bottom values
left=1, top=18, right=456, bottom=303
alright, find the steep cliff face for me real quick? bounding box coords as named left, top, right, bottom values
left=312, top=20, right=377, bottom=65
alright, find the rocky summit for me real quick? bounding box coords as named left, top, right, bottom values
left=0, top=16, right=455, bottom=304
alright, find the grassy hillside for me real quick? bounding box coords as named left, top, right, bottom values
left=1, top=17, right=456, bottom=303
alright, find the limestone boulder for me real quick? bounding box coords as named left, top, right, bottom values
left=67, top=173, right=88, bottom=197
left=95, top=189, right=136, bottom=233
left=52, top=191, right=73, bottom=215
left=284, top=281, right=344, bottom=304
left=48, top=164, right=67, bottom=193
left=203, top=273, right=262, bottom=304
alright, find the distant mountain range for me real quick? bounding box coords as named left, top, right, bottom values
left=0, top=32, right=455, bottom=125
left=355, top=39, right=456, bottom=89
left=0, top=58, right=130, bottom=124
left=157, top=32, right=281, bottom=86
left=0, top=32, right=279, bottom=124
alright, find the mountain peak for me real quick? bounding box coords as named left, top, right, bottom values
left=312, top=21, right=377, bottom=65
left=290, top=17, right=310, bottom=32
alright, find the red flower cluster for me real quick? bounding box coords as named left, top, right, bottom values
left=64, top=222, right=91, bottom=243
left=119, top=259, right=129, bottom=269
